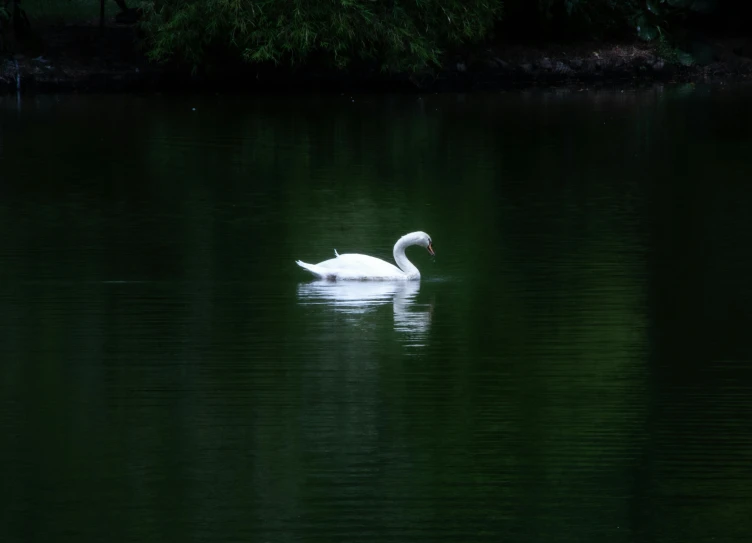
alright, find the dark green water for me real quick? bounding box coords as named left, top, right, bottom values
left=2, top=86, right=752, bottom=542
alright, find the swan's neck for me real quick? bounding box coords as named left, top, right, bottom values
left=393, top=235, right=420, bottom=279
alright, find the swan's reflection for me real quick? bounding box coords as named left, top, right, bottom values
left=297, top=281, right=432, bottom=348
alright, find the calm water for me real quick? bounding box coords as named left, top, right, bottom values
left=2, top=86, right=752, bottom=542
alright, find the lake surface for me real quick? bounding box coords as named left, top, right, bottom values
left=2, top=85, right=752, bottom=542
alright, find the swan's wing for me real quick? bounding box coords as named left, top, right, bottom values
left=315, top=253, right=403, bottom=275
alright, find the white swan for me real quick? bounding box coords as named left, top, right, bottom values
left=295, top=231, right=435, bottom=281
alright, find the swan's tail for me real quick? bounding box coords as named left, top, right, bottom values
left=296, top=260, right=330, bottom=279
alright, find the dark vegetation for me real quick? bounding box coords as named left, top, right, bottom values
left=2, top=0, right=752, bottom=92
left=137, top=1, right=752, bottom=71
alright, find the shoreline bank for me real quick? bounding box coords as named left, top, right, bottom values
left=2, top=24, right=752, bottom=94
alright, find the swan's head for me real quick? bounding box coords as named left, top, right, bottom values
left=404, top=231, right=435, bottom=256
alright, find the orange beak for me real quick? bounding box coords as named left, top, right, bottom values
left=427, top=242, right=435, bottom=256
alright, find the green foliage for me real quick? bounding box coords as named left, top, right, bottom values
left=531, top=0, right=643, bottom=36
left=528, top=0, right=717, bottom=43
left=1, top=0, right=32, bottom=45
left=633, top=0, right=717, bottom=42
left=139, top=0, right=503, bottom=73
left=537, top=0, right=639, bottom=25
left=654, top=34, right=694, bottom=65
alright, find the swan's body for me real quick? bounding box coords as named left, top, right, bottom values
left=296, top=231, right=434, bottom=281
